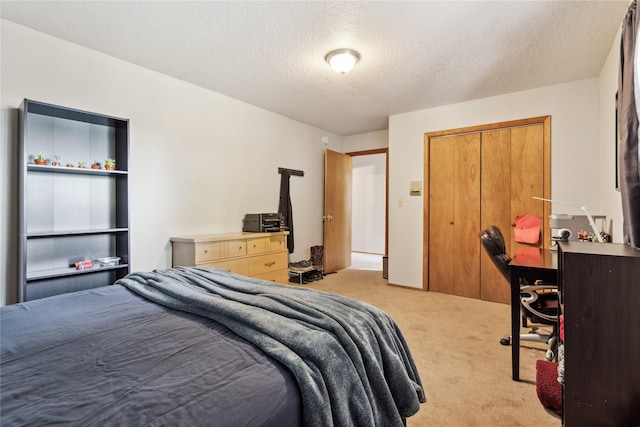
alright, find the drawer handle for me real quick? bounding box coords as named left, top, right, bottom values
left=204, top=250, right=208, bottom=254
left=265, top=261, right=275, bottom=267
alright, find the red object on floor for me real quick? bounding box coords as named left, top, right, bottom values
left=536, top=360, right=562, bottom=415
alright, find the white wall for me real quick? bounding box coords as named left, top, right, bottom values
left=352, top=153, right=386, bottom=254
left=0, top=20, right=342, bottom=305
left=388, top=75, right=620, bottom=288
left=344, top=130, right=389, bottom=153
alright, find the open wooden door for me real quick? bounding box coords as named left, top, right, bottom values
left=323, top=149, right=352, bottom=273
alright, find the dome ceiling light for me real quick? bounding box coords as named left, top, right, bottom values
left=325, top=49, right=361, bottom=74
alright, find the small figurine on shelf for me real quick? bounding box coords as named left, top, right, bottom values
left=51, top=155, right=62, bottom=167
left=77, top=161, right=86, bottom=169
left=577, top=229, right=610, bottom=243
left=104, top=158, right=116, bottom=171
left=34, top=152, right=47, bottom=165
left=66, top=163, right=74, bottom=168
left=91, top=161, right=102, bottom=170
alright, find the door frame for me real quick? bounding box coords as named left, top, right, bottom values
left=346, top=148, right=389, bottom=257
left=423, top=116, right=551, bottom=291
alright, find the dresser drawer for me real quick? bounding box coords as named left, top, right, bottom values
left=195, top=242, right=222, bottom=263
left=248, top=252, right=288, bottom=276
left=253, top=269, right=288, bottom=284
left=206, top=258, right=249, bottom=277
left=269, top=234, right=287, bottom=252
left=247, top=237, right=269, bottom=254
left=225, top=239, right=247, bottom=258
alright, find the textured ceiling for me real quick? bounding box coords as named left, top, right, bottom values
left=0, top=1, right=630, bottom=136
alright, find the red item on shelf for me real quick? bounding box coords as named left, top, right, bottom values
left=560, top=314, right=564, bottom=341
left=74, top=260, right=93, bottom=270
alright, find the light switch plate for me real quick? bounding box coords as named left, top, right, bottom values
left=410, top=180, right=422, bottom=196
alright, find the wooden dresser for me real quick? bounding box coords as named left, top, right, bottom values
left=171, top=231, right=289, bottom=284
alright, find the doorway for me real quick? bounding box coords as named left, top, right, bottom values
left=348, top=149, right=388, bottom=271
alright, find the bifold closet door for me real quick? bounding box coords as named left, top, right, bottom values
left=425, top=116, right=550, bottom=301
left=428, top=133, right=481, bottom=298
left=480, top=124, right=544, bottom=303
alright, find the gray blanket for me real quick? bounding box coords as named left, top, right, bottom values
left=116, top=267, right=425, bottom=427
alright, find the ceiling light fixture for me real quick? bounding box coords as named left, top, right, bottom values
left=325, top=49, right=361, bottom=74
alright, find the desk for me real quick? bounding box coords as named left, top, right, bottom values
left=508, top=248, right=557, bottom=381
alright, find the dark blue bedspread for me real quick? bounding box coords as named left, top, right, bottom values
left=0, top=284, right=301, bottom=426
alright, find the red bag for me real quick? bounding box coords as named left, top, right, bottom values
left=514, top=214, right=542, bottom=244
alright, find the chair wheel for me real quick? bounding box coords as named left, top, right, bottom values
left=500, top=336, right=511, bottom=346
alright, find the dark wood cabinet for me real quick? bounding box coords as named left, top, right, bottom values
left=18, top=99, right=130, bottom=301
left=558, top=241, right=640, bottom=427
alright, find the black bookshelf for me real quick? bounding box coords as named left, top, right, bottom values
left=18, top=99, right=130, bottom=301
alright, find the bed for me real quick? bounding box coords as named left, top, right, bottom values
left=1, top=267, right=425, bottom=426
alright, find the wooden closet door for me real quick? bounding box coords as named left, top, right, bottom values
left=509, top=124, right=545, bottom=253
left=428, top=136, right=455, bottom=294
left=480, top=124, right=545, bottom=303
left=428, top=133, right=481, bottom=298
left=480, top=129, right=512, bottom=303
left=453, top=133, right=481, bottom=298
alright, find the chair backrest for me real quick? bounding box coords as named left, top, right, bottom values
left=478, top=226, right=511, bottom=282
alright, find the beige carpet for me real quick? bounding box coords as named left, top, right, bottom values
left=305, top=268, right=560, bottom=426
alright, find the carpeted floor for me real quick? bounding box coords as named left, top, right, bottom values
left=306, top=266, right=560, bottom=426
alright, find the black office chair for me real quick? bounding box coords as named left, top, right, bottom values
left=478, top=225, right=559, bottom=361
